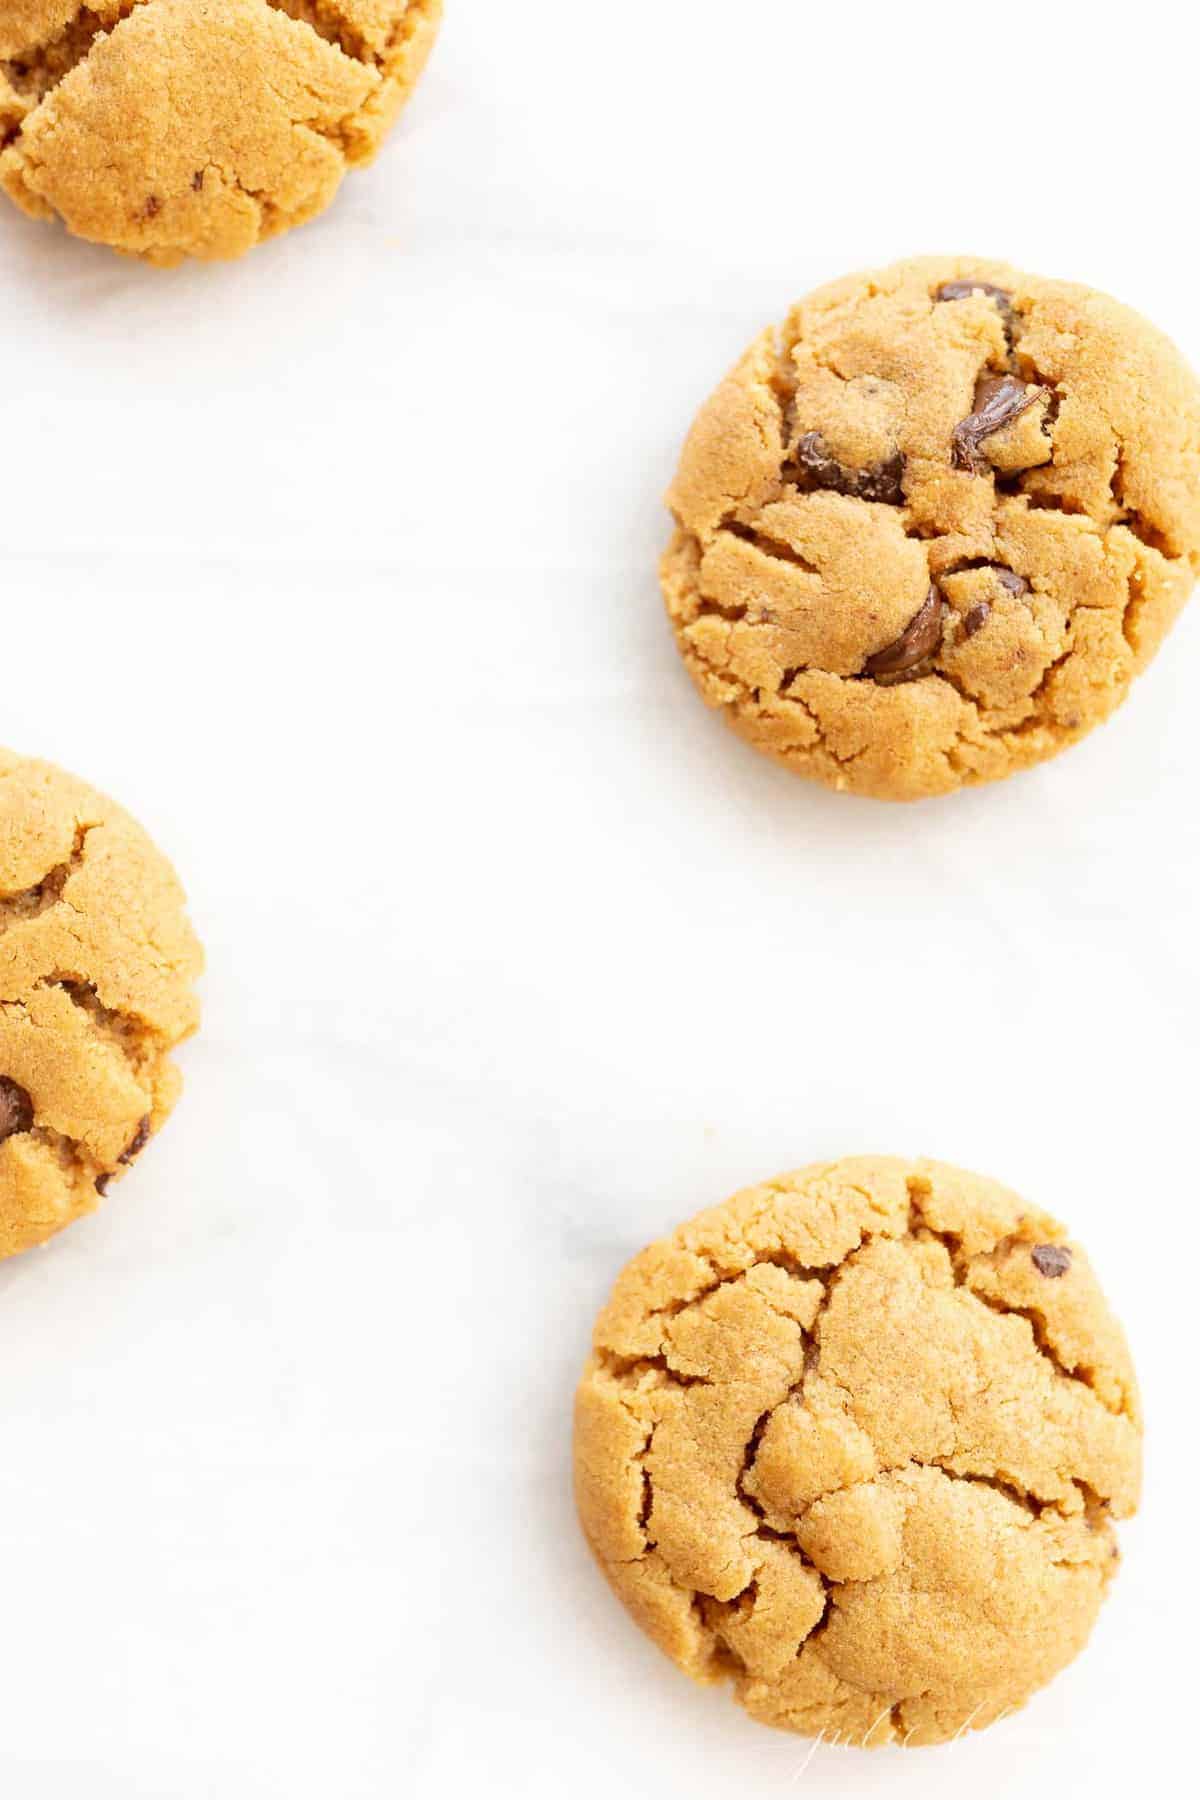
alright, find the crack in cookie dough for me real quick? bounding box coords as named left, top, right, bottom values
left=0, top=822, right=92, bottom=927
left=0, top=0, right=442, bottom=262
left=574, top=1156, right=1141, bottom=1748
left=0, top=749, right=202, bottom=1258
left=661, top=257, right=1200, bottom=799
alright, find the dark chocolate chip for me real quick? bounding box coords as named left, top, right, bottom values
left=142, top=195, right=162, bottom=220
left=95, top=1173, right=110, bottom=1196
left=1031, top=1244, right=1072, bottom=1279
left=935, top=279, right=1015, bottom=334
left=863, top=586, right=945, bottom=679
left=951, top=375, right=1048, bottom=475
left=959, top=566, right=1029, bottom=638
left=119, top=1115, right=151, bottom=1165
left=0, top=1077, right=34, bottom=1143
left=192, top=171, right=204, bottom=192
left=788, top=431, right=905, bottom=506
left=995, top=567, right=1031, bottom=597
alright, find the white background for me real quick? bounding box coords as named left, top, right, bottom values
left=0, top=2, right=1194, bottom=1794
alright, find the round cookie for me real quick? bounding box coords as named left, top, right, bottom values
left=662, top=257, right=1200, bottom=800
left=0, top=750, right=202, bottom=1257
left=574, top=1156, right=1141, bottom=1747
left=0, top=0, right=442, bottom=265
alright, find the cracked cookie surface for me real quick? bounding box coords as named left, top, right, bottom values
left=0, top=749, right=202, bottom=1257
left=574, top=1155, right=1141, bottom=1747
left=662, top=256, right=1200, bottom=800
left=0, top=0, right=442, bottom=264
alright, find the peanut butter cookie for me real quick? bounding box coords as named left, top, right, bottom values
left=662, top=258, right=1200, bottom=799
left=575, top=1156, right=1141, bottom=1746
left=0, top=750, right=202, bottom=1257
left=0, top=0, right=441, bottom=264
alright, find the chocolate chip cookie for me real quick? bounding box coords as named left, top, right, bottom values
left=1, top=0, right=441, bottom=264
left=662, top=258, right=1200, bottom=799
left=0, top=750, right=202, bottom=1257
left=575, top=1156, right=1141, bottom=1746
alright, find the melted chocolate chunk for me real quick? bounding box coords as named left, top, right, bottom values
left=863, top=586, right=945, bottom=679
left=1031, top=1243, right=1072, bottom=1279
left=788, top=431, right=905, bottom=505
left=995, top=567, right=1031, bottom=597
left=951, top=375, right=1048, bottom=475
left=0, top=1077, right=34, bottom=1143
left=962, top=602, right=991, bottom=638
left=119, top=1115, right=152, bottom=1165
left=95, top=1116, right=153, bottom=1195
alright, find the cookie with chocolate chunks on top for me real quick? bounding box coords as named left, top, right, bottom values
left=575, top=1155, right=1141, bottom=1747
left=0, top=0, right=443, bottom=264
left=661, top=256, right=1200, bottom=799
left=0, top=749, right=202, bottom=1258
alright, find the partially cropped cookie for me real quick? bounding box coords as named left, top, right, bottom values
left=662, top=257, right=1200, bottom=799
left=0, top=0, right=441, bottom=264
left=0, top=751, right=202, bottom=1257
left=575, top=1156, right=1141, bottom=1747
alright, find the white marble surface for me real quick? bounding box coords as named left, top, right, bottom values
left=0, top=2, right=1196, bottom=1794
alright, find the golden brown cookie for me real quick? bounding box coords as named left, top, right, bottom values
left=575, top=1156, right=1141, bottom=1747
left=0, top=750, right=202, bottom=1257
left=662, top=257, right=1200, bottom=799
left=0, top=0, right=442, bottom=264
